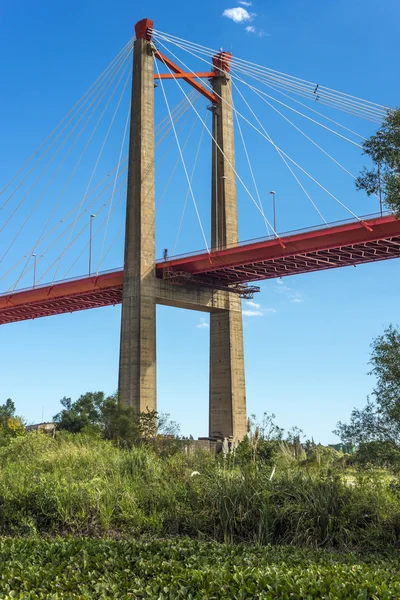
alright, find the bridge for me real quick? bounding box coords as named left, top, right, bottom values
left=1, top=18, right=397, bottom=440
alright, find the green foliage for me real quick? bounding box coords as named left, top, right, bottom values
left=353, top=441, right=400, bottom=470
left=0, top=398, right=24, bottom=446
left=356, top=108, right=400, bottom=215
left=0, top=539, right=398, bottom=598
left=54, top=391, right=114, bottom=433
left=335, top=325, right=400, bottom=447
left=0, top=434, right=399, bottom=550
left=53, top=391, right=181, bottom=450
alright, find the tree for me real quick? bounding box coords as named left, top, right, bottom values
left=334, top=325, right=400, bottom=445
left=53, top=390, right=181, bottom=448
left=0, top=399, right=25, bottom=443
left=356, top=108, right=400, bottom=215
left=53, top=392, right=107, bottom=433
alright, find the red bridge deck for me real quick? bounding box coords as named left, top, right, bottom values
left=1, top=213, right=399, bottom=325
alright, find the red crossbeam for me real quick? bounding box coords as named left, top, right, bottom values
left=154, top=72, right=215, bottom=80
left=1, top=215, right=400, bottom=325
left=153, top=50, right=218, bottom=103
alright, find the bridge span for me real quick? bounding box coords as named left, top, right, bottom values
left=1, top=213, right=399, bottom=326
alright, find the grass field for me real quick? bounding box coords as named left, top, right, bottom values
left=0, top=539, right=399, bottom=599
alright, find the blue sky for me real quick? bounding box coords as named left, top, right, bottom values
left=0, top=0, right=399, bottom=442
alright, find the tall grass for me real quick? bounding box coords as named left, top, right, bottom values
left=0, top=432, right=399, bottom=550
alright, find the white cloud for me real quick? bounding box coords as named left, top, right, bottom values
left=243, top=307, right=276, bottom=317
left=243, top=309, right=263, bottom=317
left=245, top=26, right=256, bottom=33
left=245, top=300, right=260, bottom=309
left=223, top=7, right=252, bottom=23
left=196, top=317, right=209, bottom=329
left=238, top=1, right=252, bottom=5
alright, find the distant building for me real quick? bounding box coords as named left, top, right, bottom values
left=25, top=422, right=56, bottom=437
left=329, top=443, right=355, bottom=455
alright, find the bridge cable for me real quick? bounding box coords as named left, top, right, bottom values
left=151, top=30, right=388, bottom=118
left=51, top=66, right=132, bottom=282
left=0, top=37, right=134, bottom=201
left=97, top=100, right=131, bottom=272
left=154, top=55, right=210, bottom=253
left=229, top=68, right=364, bottom=148
left=173, top=108, right=208, bottom=255
left=233, top=99, right=271, bottom=236
left=3, top=100, right=191, bottom=288
left=28, top=98, right=193, bottom=285
left=151, top=37, right=296, bottom=235
left=36, top=178, right=128, bottom=285
left=152, top=36, right=368, bottom=226
left=257, top=81, right=367, bottom=141
left=153, top=37, right=277, bottom=236
left=232, top=70, right=363, bottom=182
left=0, top=44, right=133, bottom=253
left=0, top=42, right=133, bottom=214
left=63, top=189, right=127, bottom=279
left=0, top=55, right=133, bottom=278
left=151, top=31, right=388, bottom=120
left=231, top=80, right=328, bottom=225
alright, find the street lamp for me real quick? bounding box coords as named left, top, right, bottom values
left=89, top=214, right=96, bottom=276
left=376, top=131, right=383, bottom=217
left=269, top=191, right=277, bottom=235
left=32, top=254, right=37, bottom=288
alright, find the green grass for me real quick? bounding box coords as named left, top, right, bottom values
left=0, top=539, right=398, bottom=599
left=0, top=433, right=399, bottom=551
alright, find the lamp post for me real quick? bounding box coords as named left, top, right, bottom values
left=377, top=162, right=383, bottom=217
left=32, top=254, right=37, bottom=288
left=376, top=131, right=383, bottom=217
left=89, top=214, right=96, bottom=276
left=269, top=190, right=277, bottom=236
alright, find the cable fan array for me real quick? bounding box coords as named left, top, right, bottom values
left=150, top=30, right=389, bottom=240
left=0, top=39, right=203, bottom=293
left=0, top=28, right=391, bottom=295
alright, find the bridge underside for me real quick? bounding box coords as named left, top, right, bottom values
left=1, top=214, right=399, bottom=325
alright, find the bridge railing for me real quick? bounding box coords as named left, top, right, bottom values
left=0, top=267, right=123, bottom=298
left=158, top=210, right=393, bottom=262
left=0, top=210, right=393, bottom=297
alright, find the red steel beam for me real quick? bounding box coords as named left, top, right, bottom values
left=0, top=271, right=123, bottom=325
left=158, top=215, right=400, bottom=276
left=154, top=50, right=218, bottom=103
left=1, top=215, right=400, bottom=325
left=154, top=72, right=215, bottom=80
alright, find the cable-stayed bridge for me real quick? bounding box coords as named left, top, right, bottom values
left=1, top=18, right=398, bottom=440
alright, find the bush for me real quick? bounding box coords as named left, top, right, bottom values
left=0, top=434, right=399, bottom=550
left=0, top=539, right=399, bottom=598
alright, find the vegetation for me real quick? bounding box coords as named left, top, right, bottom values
left=356, top=108, right=400, bottom=215
left=335, top=325, right=400, bottom=449
left=0, top=398, right=25, bottom=445
left=0, top=324, right=399, bottom=596
left=0, top=431, right=397, bottom=551
left=53, top=391, right=181, bottom=450
left=0, top=538, right=399, bottom=599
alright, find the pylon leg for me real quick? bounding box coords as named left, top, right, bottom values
left=209, top=294, right=247, bottom=439
left=119, top=33, right=157, bottom=414
left=209, top=63, right=247, bottom=441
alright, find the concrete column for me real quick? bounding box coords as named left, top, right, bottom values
left=118, top=26, right=157, bottom=414
left=209, top=62, right=247, bottom=441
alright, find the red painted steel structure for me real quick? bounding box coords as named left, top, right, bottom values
left=1, top=214, right=399, bottom=325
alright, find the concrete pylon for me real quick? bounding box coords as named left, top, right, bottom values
left=118, top=24, right=247, bottom=441
left=209, top=53, right=247, bottom=441
left=118, top=21, right=157, bottom=413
